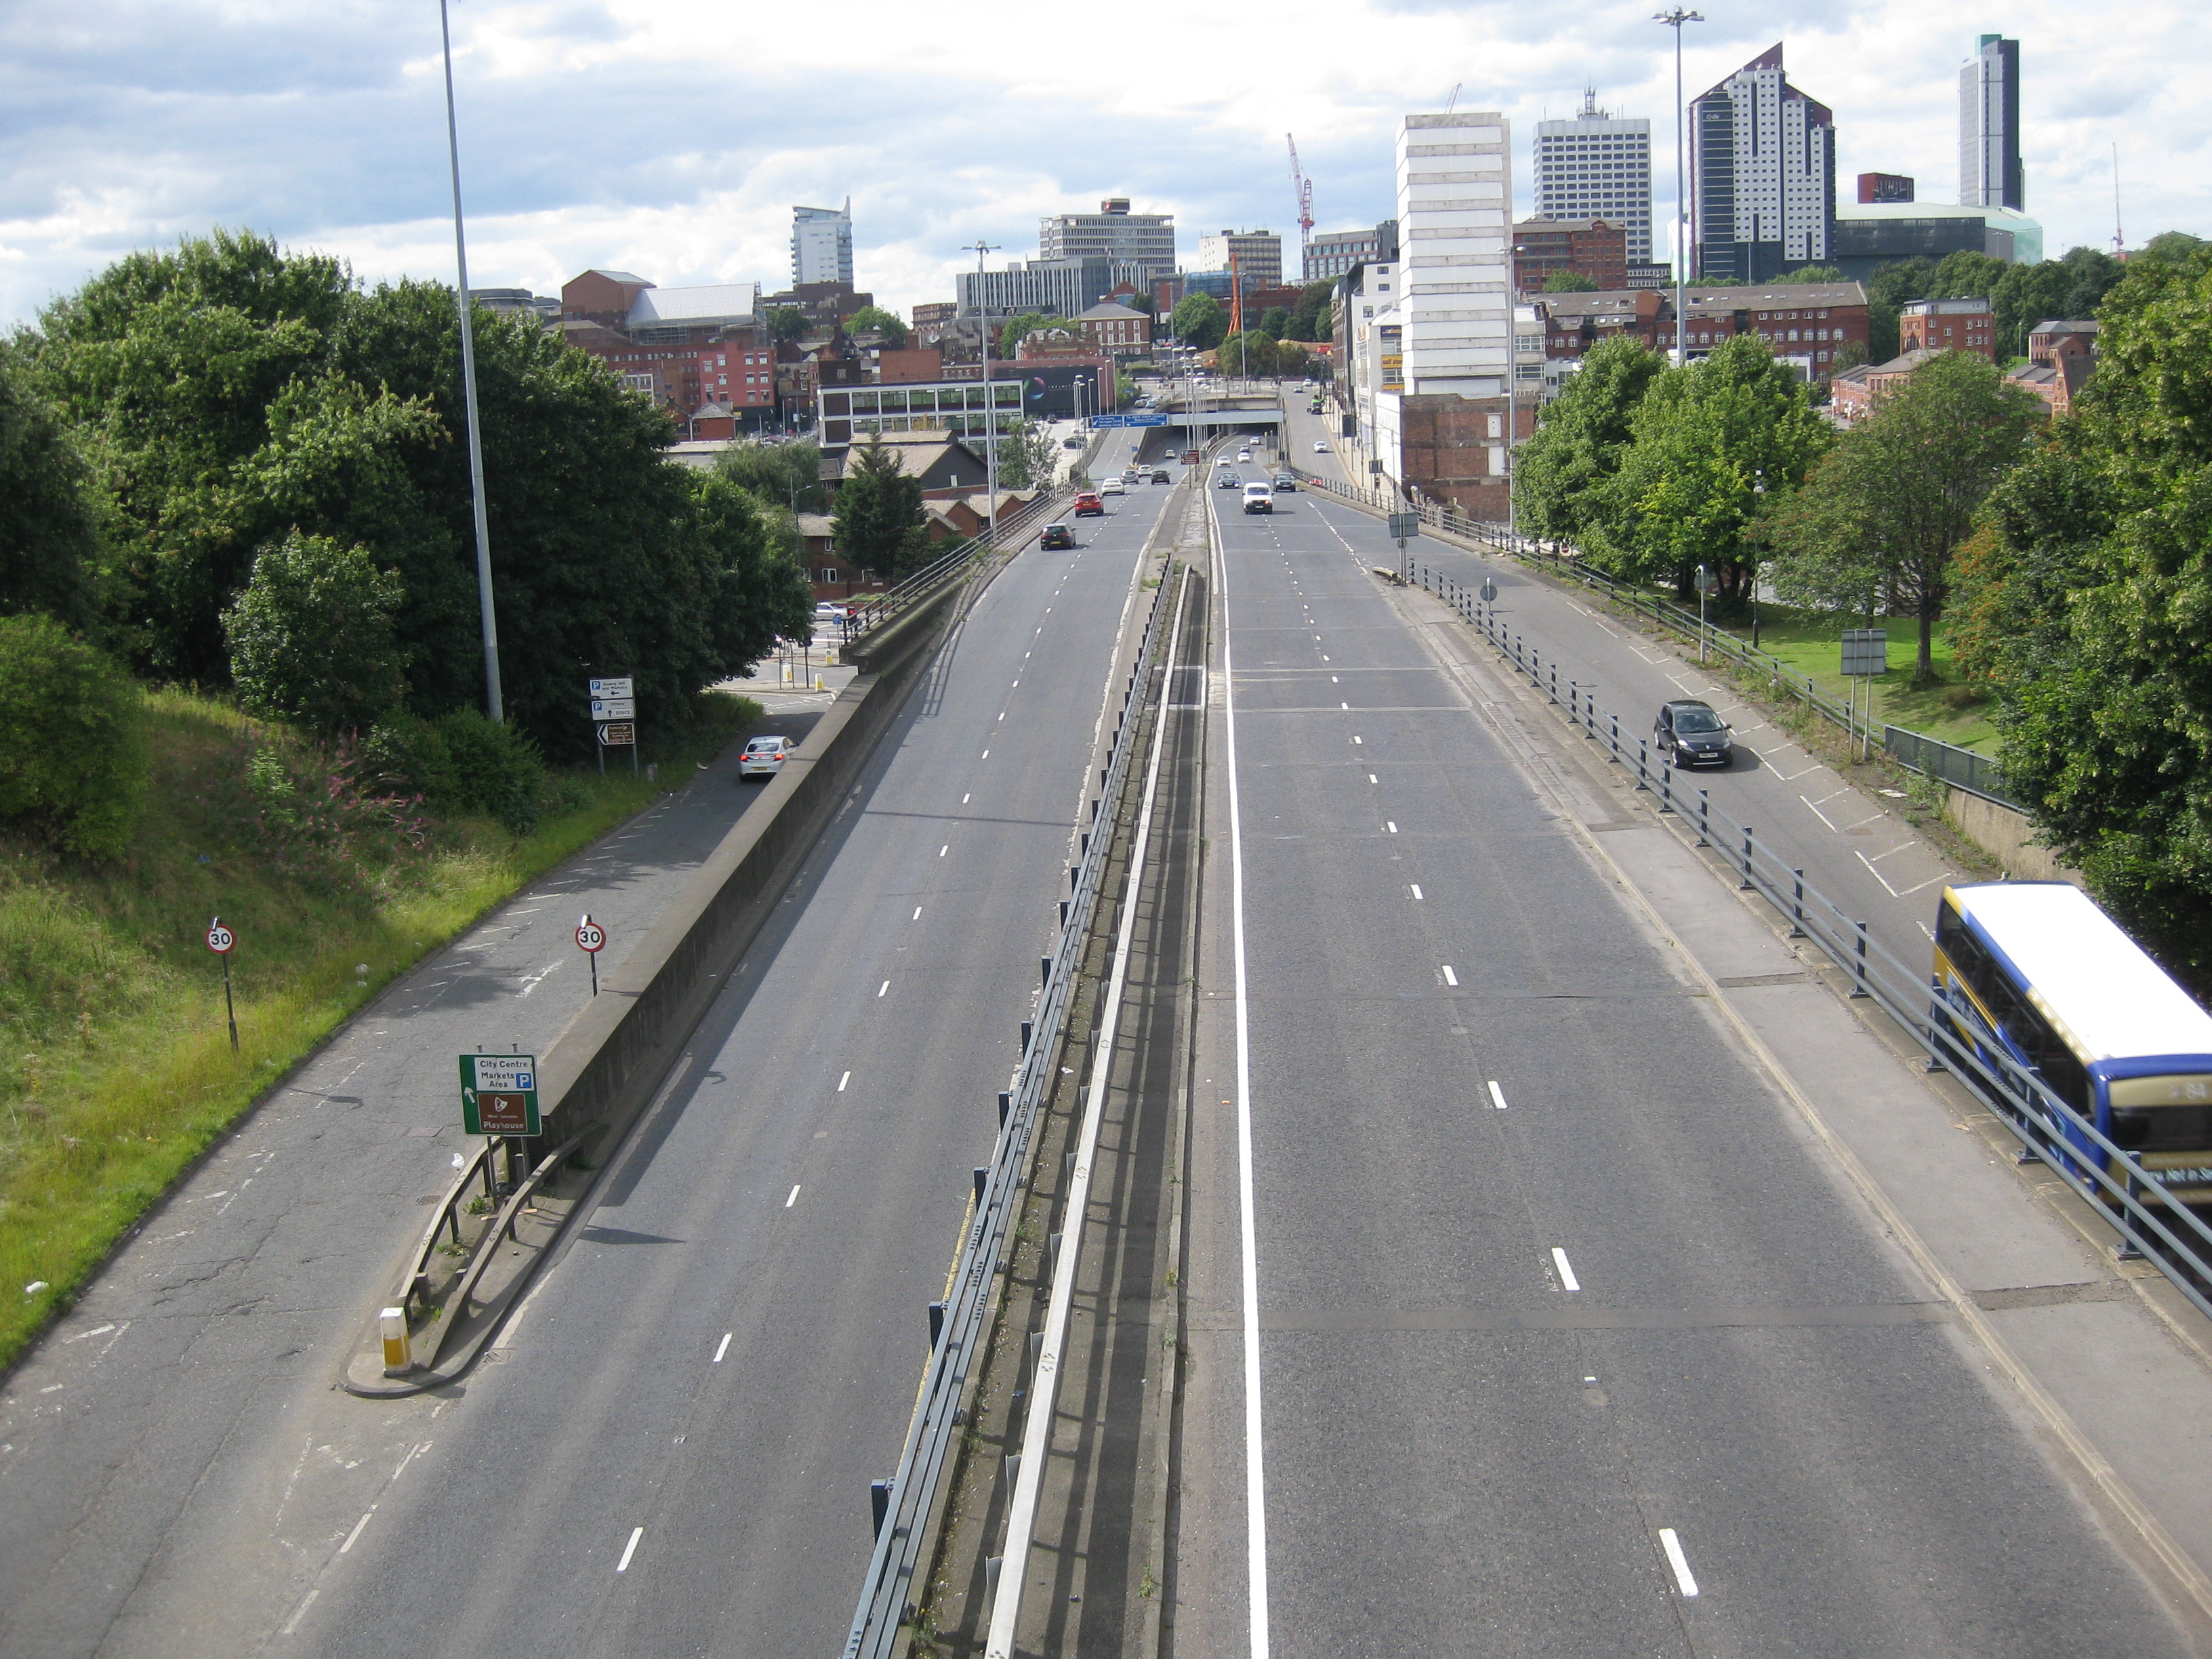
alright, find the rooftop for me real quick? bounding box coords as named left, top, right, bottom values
left=626, top=282, right=762, bottom=328
left=1683, top=282, right=1868, bottom=310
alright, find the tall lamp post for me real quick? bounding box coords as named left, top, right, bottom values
left=964, top=241, right=1001, bottom=539
left=1654, top=7, right=1705, bottom=365
left=438, top=0, right=503, bottom=720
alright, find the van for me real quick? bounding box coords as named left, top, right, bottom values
left=1242, top=482, right=1275, bottom=514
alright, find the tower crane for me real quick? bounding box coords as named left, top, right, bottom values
left=1286, top=134, right=1315, bottom=272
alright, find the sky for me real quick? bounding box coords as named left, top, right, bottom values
left=1, top=0, right=2203, bottom=329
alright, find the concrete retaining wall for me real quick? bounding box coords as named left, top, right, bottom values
left=531, top=576, right=966, bottom=1155
left=1943, top=789, right=2085, bottom=888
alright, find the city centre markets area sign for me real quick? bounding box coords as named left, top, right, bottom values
left=460, top=1052, right=541, bottom=1136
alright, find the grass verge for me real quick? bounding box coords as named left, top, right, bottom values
left=0, top=687, right=760, bottom=1372
left=1701, top=604, right=1998, bottom=751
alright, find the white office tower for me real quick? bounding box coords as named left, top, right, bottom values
left=1395, top=112, right=1513, bottom=397
left=791, top=201, right=854, bottom=287
left=1534, top=91, right=1653, bottom=264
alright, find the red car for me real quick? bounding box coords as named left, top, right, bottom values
left=1072, top=491, right=1105, bottom=516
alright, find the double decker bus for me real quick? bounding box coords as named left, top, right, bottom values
left=1933, top=882, right=2212, bottom=1204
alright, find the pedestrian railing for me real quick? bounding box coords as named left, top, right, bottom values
left=1290, top=468, right=2024, bottom=811
left=1412, top=558, right=2212, bottom=1319
left=841, top=542, right=1183, bottom=1658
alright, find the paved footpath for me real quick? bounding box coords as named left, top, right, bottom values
left=0, top=718, right=801, bottom=1659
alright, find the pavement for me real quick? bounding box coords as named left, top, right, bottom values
left=1166, top=472, right=2208, bottom=1658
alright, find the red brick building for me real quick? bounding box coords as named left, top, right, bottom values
left=1540, top=289, right=1667, bottom=363
left=1398, top=394, right=1538, bottom=521
left=1679, top=281, right=1868, bottom=377
left=1901, top=297, right=1995, bottom=359
left=1513, top=218, right=1629, bottom=293
left=558, top=269, right=772, bottom=424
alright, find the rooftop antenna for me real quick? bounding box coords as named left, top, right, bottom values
left=1443, top=82, right=1462, bottom=114
left=2112, top=144, right=2127, bottom=260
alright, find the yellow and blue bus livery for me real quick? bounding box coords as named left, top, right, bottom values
left=1932, top=882, right=2212, bottom=1206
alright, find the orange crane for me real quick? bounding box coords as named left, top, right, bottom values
left=1287, top=135, right=1315, bottom=274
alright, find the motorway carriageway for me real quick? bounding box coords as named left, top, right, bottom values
left=0, top=428, right=1175, bottom=1659
left=1165, top=474, right=2196, bottom=1656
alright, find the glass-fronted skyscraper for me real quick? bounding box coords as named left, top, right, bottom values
left=1960, top=35, right=2024, bottom=211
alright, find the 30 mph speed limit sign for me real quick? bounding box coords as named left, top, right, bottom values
left=575, top=916, right=605, bottom=954
left=205, top=920, right=235, bottom=954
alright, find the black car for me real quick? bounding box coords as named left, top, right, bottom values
left=1151, top=468, right=1171, bottom=483
left=1654, top=699, right=1735, bottom=767
left=1216, top=472, right=1241, bottom=488
left=1040, top=523, right=1074, bottom=550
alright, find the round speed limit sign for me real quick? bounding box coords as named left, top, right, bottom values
left=205, top=920, right=235, bottom=955
left=575, top=916, right=606, bottom=954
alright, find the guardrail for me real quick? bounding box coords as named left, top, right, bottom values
left=1291, top=465, right=2024, bottom=811
left=842, top=493, right=1065, bottom=644
left=841, top=514, right=1185, bottom=1658
left=1411, top=557, right=2212, bottom=1322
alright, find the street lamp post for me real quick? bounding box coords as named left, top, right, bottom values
left=1654, top=8, right=1705, bottom=365
left=438, top=0, right=504, bottom=722
left=965, top=241, right=1001, bottom=539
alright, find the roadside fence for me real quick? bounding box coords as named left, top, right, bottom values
left=1412, top=556, right=2212, bottom=1320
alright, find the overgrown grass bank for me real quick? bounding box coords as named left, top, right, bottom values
left=0, top=688, right=759, bottom=1371
left=1702, top=605, right=1998, bottom=750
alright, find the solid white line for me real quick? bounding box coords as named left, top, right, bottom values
left=962, top=792, right=971, bottom=804
left=1410, top=884, right=1423, bottom=899
left=877, top=980, right=889, bottom=998
left=1658, top=1528, right=1700, bottom=1597
left=1441, top=965, right=1458, bottom=987
left=339, top=1509, right=373, bottom=1554
left=1212, top=484, right=1275, bottom=1659
left=981, top=750, right=989, bottom=759
left=1551, top=1247, right=1581, bottom=1292
left=1368, top=773, right=1378, bottom=784
left=1351, top=735, right=1362, bottom=745
left=616, top=1525, right=643, bottom=1572
left=713, top=1332, right=732, bottom=1362
left=939, top=845, right=949, bottom=857
left=913, top=905, right=923, bottom=920
left=838, top=1071, right=851, bottom=1091
left=1385, top=821, right=1398, bottom=834
left=1488, top=1080, right=1509, bottom=1111
left=785, top=1185, right=800, bottom=1208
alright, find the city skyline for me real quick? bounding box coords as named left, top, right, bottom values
left=0, top=1, right=2200, bottom=327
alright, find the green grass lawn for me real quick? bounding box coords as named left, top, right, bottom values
left=1699, top=605, right=1999, bottom=751
left=0, top=687, right=759, bottom=1370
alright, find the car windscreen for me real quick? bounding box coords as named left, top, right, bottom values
left=1673, top=707, right=1725, bottom=733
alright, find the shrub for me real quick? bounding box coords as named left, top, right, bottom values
left=430, top=710, right=544, bottom=834
left=0, top=615, right=146, bottom=859
left=359, top=712, right=457, bottom=803
left=223, top=529, right=406, bottom=733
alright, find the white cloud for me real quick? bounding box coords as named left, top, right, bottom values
left=1, top=0, right=2203, bottom=327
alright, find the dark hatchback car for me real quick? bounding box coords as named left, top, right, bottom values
left=1654, top=699, right=1736, bottom=767
left=1040, top=522, right=1075, bottom=550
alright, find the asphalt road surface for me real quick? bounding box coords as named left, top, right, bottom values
left=1167, top=475, right=2194, bottom=1657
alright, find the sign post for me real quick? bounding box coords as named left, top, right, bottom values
left=1841, top=628, right=1889, bottom=762
left=576, top=912, right=605, bottom=996
left=459, top=1052, right=540, bottom=1137
left=1387, top=511, right=1420, bottom=582
left=206, top=917, right=238, bottom=1051
left=1694, top=563, right=1716, bottom=663
left=590, top=678, right=636, bottom=777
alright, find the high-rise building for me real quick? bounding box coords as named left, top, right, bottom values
left=1304, top=221, right=1399, bottom=281
left=792, top=202, right=854, bottom=287
left=1038, top=199, right=1177, bottom=281
left=1858, top=172, right=1916, bottom=203
left=1690, top=44, right=1837, bottom=283
left=1196, top=229, right=1284, bottom=290
left=954, top=256, right=1151, bottom=322
left=1534, top=91, right=1653, bottom=265
left=1960, top=35, right=2024, bottom=211
left=1396, top=110, right=1512, bottom=397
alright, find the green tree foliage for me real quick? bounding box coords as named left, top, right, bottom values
left=1779, top=264, right=1846, bottom=284
left=22, top=230, right=808, bottom=756
left=1275, top=342, right=1312, bottom=377
left=1258, top=306, right=1292, bottom=340
left=844, top=306, right=909, bottom=347
left=1511, top=337, right=1666, bottom=544
left=222, top=530, right=406, bottom=732
left=0, top=342, right=102, bottom=632
left=991, top=417, right=1059, bottom=492
left=1000, top=314, right=1079, bottom=357
left=2144, top=231, right=2208, bottom=262
left=1969, top=247, right=2212, bottom=984
left=717, top=438, right=827, bottom=513
left=0, top=613, right=146, bottom=859
left=1286, top=279, right=1334, bottom=342
left=1214, top=331, right=1279, bottom=378
left=832, top=435, right=930, bottom=579
left=1170, top=292, right=1227, bottom=350
left=1761, top=352, right=2043, bottom=676
left=1542, top=270, right=1599, bottom=293
left=1593, top=335, right=1830, bottom=592
left=1861, top=247, right=2126, bottom=362
left=682, top=468, right=814, bottom=664
left=766, top=306, right=811, bottom=344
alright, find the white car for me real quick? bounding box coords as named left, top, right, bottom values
left=1237, top=448, right=1252, bottom=462
left=1100, top=477, right=1126, bottom=495
left=1313, top=440, right=1330, bottom=453
left=739, top=735, right=793, bottom=779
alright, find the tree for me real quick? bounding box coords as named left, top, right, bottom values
left=1258, top=306, right=1292, bottom=340
left=0, top=613, right=146, bottom=860
left=0, top=341, right=101, bottom=632
left=1000, top=313, right=1079, bottom=357
left=1214, top=331, right=1279, bottom=379
left=1779, top=264, right=1846, bottom=284
left=1276, top=342, right=1312, bottom=377
left=1512, top=336, right=1665, bottom=544
left=1593, top=335, right=1830, bottom=594
left=1762, top=350, right=2043, bottom=676
left=991, top=417, right=1059, bottom=491
left=1170, top=292, right=1226, bottom=350
left=223, top=530, right=407, bottom=732
left=831, top=435, right=929, bottom=579
left=718, top=439, right=827, bottom=514
left=1542, top=270, right=1600, bottom=293
left=1286, top=279, right=1334, bottom=342
left=766, top=306, right=811, bottom=345
left=682, top=468, right=813, bottom=665
left=844, top=306, right=908, bottom=348
left=1970, top=247, right=2212, bottom=987
left=2144, top=230, right=2208, bottom=262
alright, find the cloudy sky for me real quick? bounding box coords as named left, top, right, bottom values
left=2, top=0, right=2203, bottom=327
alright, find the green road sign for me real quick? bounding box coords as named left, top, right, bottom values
left=460, top=1052, right=540, bottom=1136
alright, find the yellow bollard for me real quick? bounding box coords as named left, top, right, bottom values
left=815, top=674, right=825, bottom=691
left=380, top=1305, right=413, bottom=1374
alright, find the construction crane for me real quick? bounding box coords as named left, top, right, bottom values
left=1286, top=134, right=1315, bottom=272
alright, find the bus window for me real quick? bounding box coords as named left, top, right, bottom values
left=2109, top=1076, right=2212, bottom=1151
